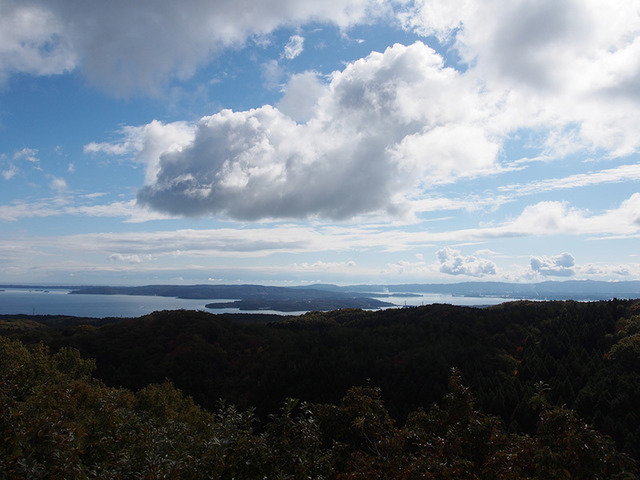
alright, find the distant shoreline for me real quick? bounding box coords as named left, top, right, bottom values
left=2, top=281, right=639, bottom=317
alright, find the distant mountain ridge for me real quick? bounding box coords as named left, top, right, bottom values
left=334, top=280, right=640, bottom=300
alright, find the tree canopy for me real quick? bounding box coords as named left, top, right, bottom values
left=1, top=333, right=637, bottom=479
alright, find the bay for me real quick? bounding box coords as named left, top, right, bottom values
left=0, top=288, right=318, bottom=317
left=0, top=287, right=514, bottom=319
left=0, top=288, right=259, bottom=318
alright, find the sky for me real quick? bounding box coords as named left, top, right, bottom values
left=1, top=0, right=640, bottom=286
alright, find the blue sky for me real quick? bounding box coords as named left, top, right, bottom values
left=1, top=0, right=640, bottom=286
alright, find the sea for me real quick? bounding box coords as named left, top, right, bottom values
left=0, top=287, right=513, bottom=318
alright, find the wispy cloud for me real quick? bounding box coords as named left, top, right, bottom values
left=3, top=194, right=638, bottom=267
left=109, top=253, right=154, bottom=264
left=48, top=176, right=68, bottom=192
left=283, top=35, right=304, bottom=59
left=0, top=197, right=168, bottom=223
left=2, top=148, right=41, bottom=180
left=13, top=148, right=39, bottom=163
left=2, top=164, right=19, bottom=180
left=499, top=163, right=640, bottom=197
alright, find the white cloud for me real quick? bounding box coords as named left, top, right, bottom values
left=511, top=194, right=640, bottom=237
left=3, top=191, right=640, bottom=263
left=67, top=1, right=640, bottom=225
left=291, top=260, right=357, bottom=271
left=474, top=249, right=500, bottom=256
left=132, top=42, right=502, bottom=220
left=277, top=71, right=326, bottom=122
left=436, top=247, right=496, bottom=276
left=84, top=120, right=195, bottom=184
left=530, top=252, right=575, bottom=277
left=4, top=0, right=640, bottom=166
left=499, top=163, right=640, bottom=197
left=48, top=176, right=67, bottom=192
left=3, top=195, right=640, bottom=282
left=0, top=2, right=76, bottom=82
left=418, top=194, right=640, bottom=242
left=261, top=59, right=285, bottom=90
left=577, top=263, right=633, bottom=278
left=1, top=148, right=41, bottom=180
left=67, top=200, right=174, bottom=223
left=402, top=0, right=640, bottom=158
left=0, top=199, right=65, bottom=221
left=283, top=34, right=305, bottom=59
left=109, top=253, right=153, bottom=264
left=2, top=164, right=18, bottom=180
left=390, top=124, right=501, bottom=184
left=17, top=226, right=329, bottom=259
left=398, top=0, right=473, bottom=41
left=0, top=0, right=383, bottom=95
left=358, top=193, right=640, bottom=246
left=13, top=148, right=39, bottom=163
left=0, top=197, right=169, bottom=223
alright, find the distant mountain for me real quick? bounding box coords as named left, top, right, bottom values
left=337, top=280, right=640, bottom=300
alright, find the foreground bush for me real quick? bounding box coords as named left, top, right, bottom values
left=1, top=336, right=636, bottom=479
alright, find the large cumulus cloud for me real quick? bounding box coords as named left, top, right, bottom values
left=70, top=0, right=640, bottom=222
left=134, top=42, right=500, bottom=220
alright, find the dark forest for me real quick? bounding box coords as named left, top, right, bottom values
left=2, top=299, right=639, bottom=478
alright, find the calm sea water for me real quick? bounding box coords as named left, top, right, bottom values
left=0, top=288, right=216, bottom=318
left=370, top=293, right=513, bottom=307
left=0, top=288, right=511, bottom=318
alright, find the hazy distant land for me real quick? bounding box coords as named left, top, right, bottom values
left=69, top=284, right=394, bottom=311
left=62, top=280, right=640, bottom=312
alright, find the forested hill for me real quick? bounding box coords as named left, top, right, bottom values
left=2, top=299, right=640, bottom=472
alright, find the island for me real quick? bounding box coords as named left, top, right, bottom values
left=70, top=284, right=394, bottom=312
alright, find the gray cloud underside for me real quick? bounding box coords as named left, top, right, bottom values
left=136, top=110, right=396, bottom=220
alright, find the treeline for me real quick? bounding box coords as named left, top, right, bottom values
left=2, top=299, right=640, bottom=463
left=1, top=336, right=636, bottom=479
